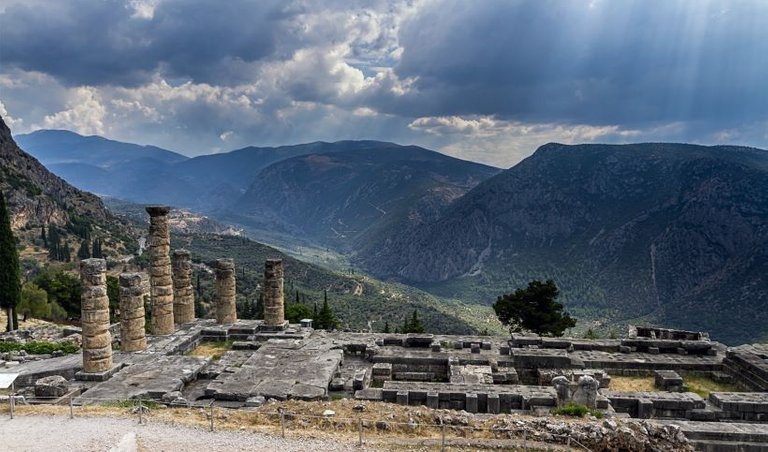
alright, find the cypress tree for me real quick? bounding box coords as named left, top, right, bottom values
left=316, top=296, right=338, bottom=330
left=0, top=191, right=22, bottom=331
left=383, top=321, right=390, bottom=334
left=77, top=239, right=90, bottom=260
left=41, top=224, right=47, bottom=247
left=254, top=292, right=264, bottom=320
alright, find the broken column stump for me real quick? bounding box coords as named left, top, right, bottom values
left=119, top=273, right=147, bottom=352
left=172, top=249, right=195, bottom=324
left=213, top=258, right=237, bottom=325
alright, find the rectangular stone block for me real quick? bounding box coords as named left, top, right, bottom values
left=427, top=392, right=439, bottom=409
left=353, top=370, right=366, bottom=391
left=396, top=390, right=409, bottom=406
left=638, top=399, right=654, bottom=419
left=372, top=363, right=392, bottom=377
left=466, top=393, right=478, bottom=413
left=487, top=393, right=500, bottom=414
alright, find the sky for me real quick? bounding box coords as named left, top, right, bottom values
left=1, top=0, right=767, bottom=168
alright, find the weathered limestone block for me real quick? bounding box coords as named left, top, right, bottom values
left=213, top=258, right=237, bottom=325
left=146, top=205, right=175, bottom=335
left=263, top=259, right=285, bottom=327
left=34, top=375, right=69, bottom=398
left=552, top=375, right=571, bottom=407
left=119, top=273, right=146, bottom=352
left=572, top=375, right=599, bottom=408
left=80, top=259, right=113, bottom=373
left=171, top=249, right=195, bottom=324
left=654, top=370, right=684, bottom=392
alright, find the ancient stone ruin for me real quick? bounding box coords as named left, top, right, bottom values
left=263, top=259, right=287, bottom=330
left=118, top=273, right=146, bottom=352
left=212, top=258, right=237, bottom=325
left=171, top=249, right=195, bottom=324
left=79, top=258, right=113, bottom=374
left=146, top=205, right=175, bottom=335
left=1, top=204, right=766, bottom=451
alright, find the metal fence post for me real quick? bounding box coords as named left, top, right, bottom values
left=69, top=395, right=74, bottom=419
left=358, top=417, right=363, bottom=446
left=209, top=404, right=214, bottom=432
left=138, top=398, right=143, bottom=425
left=441, top=424, right=446, bottom=452
left=280, top=410, right=286, bottom=438
left=9, top=391, right=14, bottom=420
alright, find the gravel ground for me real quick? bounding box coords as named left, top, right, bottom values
left=0, top=415, right=363, bottom=451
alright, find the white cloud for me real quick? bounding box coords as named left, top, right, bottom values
left=37, top=87, right=107, bottom=135
left=408, top=115, right=647, bottom=167
left=0, top=101, right=23, bottom=130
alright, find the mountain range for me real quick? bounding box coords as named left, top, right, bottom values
left=359, top=143, right=768, bottom=344
left=16, top=130, right=499, bottom=251
left=5, top=123, right=492, bottom=334
left=13, top=128, right=768, bottom=343
left=0, top=120, right=134, bottom=255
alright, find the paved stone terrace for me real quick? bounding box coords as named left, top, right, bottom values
left=205, top=338, right=343, bottom=402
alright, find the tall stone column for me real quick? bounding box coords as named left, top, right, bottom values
left=213, top=258, right=237, bottom=324
left=172, top=249, right=195, bottom=324
left=264, top=259, right=285, bottom=327
left=119, top=273, right=147, bottom=352
left=145, top=205, right=175, bottom=335
left=80, top=258, right=113, bottom=373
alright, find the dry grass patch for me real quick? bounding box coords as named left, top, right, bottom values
left=609, top=375, right=656, bottom=392
left=0, top=310, right=59, bottom=330
left=684, top=375, right=741, bottom=399
left=0, top=398, right=585, bottom=447
left=187, top=341, right=233, bottom=361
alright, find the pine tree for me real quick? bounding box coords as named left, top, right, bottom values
left=0, top=191, right=22, bottom=331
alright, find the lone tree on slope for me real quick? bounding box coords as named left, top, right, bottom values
left=0, top=191, right=21, bottom=331
left=492, top=279, right=576, bottom=337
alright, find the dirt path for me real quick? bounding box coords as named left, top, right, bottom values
left=0, top=414, right=361, bottom=452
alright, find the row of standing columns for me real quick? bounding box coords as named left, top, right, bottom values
left=79, top=206, right=286, bottom=372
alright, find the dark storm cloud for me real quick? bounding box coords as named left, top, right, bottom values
left=391, top=0, right=768, bottom=126
left=0, top=0, right=286, bottom=86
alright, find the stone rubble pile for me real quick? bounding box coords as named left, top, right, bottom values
left=485, top=417, right=693, bottom=451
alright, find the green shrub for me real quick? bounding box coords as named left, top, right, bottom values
left=552, top=402, right=603, bottom=418
left=0, top=340, right=79, bottom=355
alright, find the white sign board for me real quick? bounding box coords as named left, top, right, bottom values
left=0, top=373, right=19, bottom=389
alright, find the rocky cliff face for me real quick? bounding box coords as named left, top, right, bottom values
left=0, top=116, right=128, bottom=247
left=359, top=143, right=768, bottom=344
left=233, top=144, right=499, bottom=251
